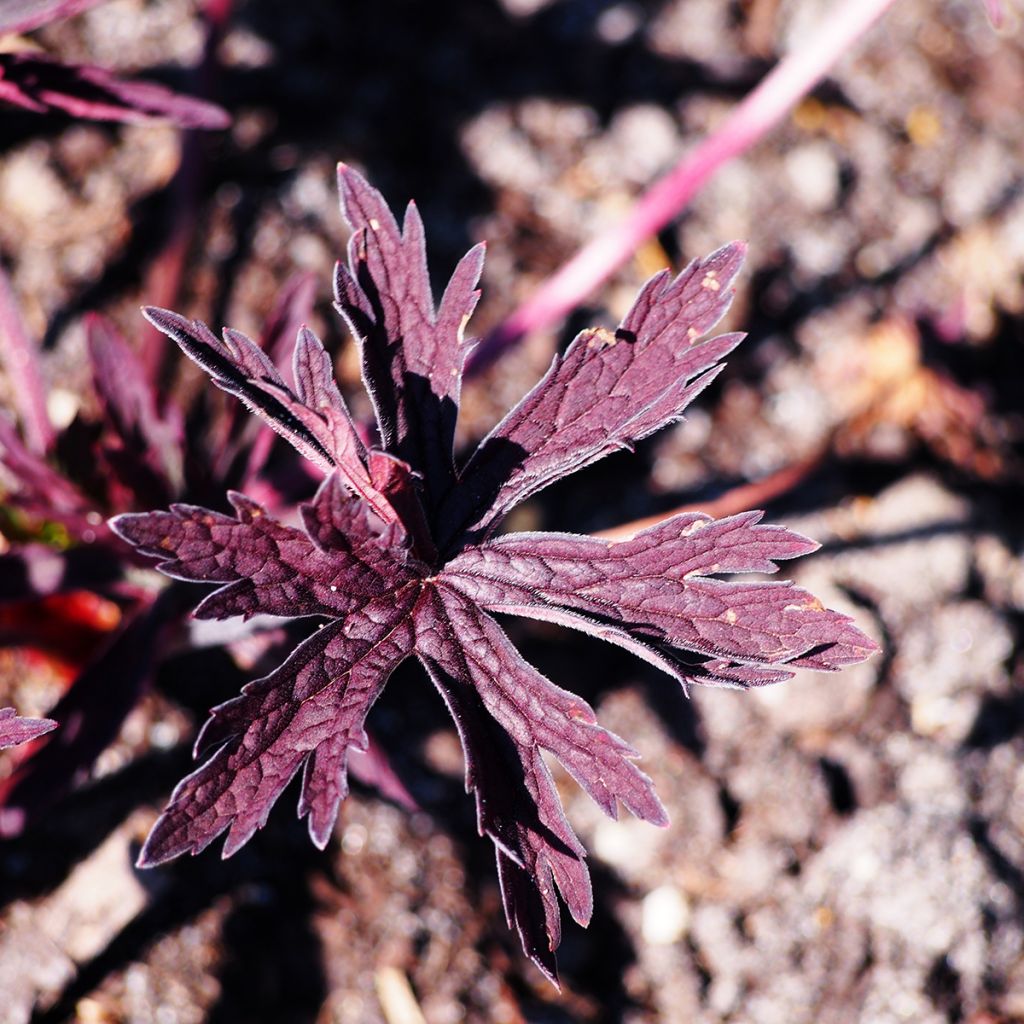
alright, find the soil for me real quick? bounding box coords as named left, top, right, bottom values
left=2, top=0, right=1024, bottom=1022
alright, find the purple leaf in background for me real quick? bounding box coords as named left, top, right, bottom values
left=0, top=708, right=55, bottom=750
left=87, top=314, right=185, bottom=503
left=347, top=732, right=419, bottom=812
left=0, top=262, right=54, bottom=455
left=0, top=0, right=109, bottom=34
left=119, top=166, right=878, bottom=982
left=0, top=52, right=229, bottom=128
left=0, top=413, right=97, bottom=537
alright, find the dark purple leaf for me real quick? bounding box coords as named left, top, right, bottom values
left=0, top=412, right=96, bottom=534
left=138, top=588, right=418, bottom=864
left=440, top=244, right=745, bottom=547
left=0, top=707, right=55, bottom=750
left=444, top=510, right=875, bottom=681
left=140, top=308, right=400, bottom=525
left=0, top=0, right=108, bottom=34
left=426, top=586, right=795, bottom=692
left=87, top=313, right=184, bottom=502
left=366, top=449, right=437, bottom=562
left=416, top=584, right=667, bottom=827
left=419, top=654, right=586, bottom=985
left=0, top=261, right=54, bottom=454
left=347, top=732, right=419, bottom=812
left=239, top=272, right=321, bottom=484
left=0, top=52, right=230, bottom=128
left=414, top=584, right=665, bottom=980
left=110, top=474, right=414, bottom=623
left=114, top=171, right=878, bottom=982
left=334, top=164, right=485, bottom=512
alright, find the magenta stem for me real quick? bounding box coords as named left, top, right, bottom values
left=468, top=0, right=900, bottom=373
left=983, top=0, right=1005, bottom=27
left=0, top=265, right=55, bottom=453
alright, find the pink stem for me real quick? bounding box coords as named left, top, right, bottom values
left=0, top=265, right=55, bottom=453
left=468, top=0, right=900, bottom=373
left=983, top=0, right=1005, bottom=27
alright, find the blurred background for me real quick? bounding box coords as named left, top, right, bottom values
left=1, top=0, right=1023, bottom=1021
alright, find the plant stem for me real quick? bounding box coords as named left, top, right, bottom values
left=982, top=0, right=1005, bottom=27
left=595, top=447, right=828, bottom=542
left=0, top=265, right=55, bottom=453
left=468, top=0, right=900, bottom=373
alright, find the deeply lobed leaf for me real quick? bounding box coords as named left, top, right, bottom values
left=419, top=651, right=589, bottom=985
left=444, top=510, right=876, bottom=681
left=139, top=588, right=418, bottom=864
left=139, top=308, right=414, bottom=530
left=415, top=583, right=667, bottom=827
left=141, top=310, right=358, bottom=474
left=111, top=474, right=414, bottom=622
left=439, top=244, right=746, bottom=548
left=414, top=583, right=666, bottom=981
left=334, top=164, right=485, bottom=515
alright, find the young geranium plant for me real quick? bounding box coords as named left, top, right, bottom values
left=112, top=166, right=877, bottom=983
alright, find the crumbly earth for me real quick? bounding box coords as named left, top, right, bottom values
left=2, top=0, right=1024, bottom=1021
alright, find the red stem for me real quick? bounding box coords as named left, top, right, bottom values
left=467, top=0, right=900, bottom=373
left=595, top=447, right=828, bottom=542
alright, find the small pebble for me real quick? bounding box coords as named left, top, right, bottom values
left=641, top=885, right=691, bottom=945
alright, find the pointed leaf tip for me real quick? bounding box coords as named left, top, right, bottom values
left=0, top=709, right=56, bottom=750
